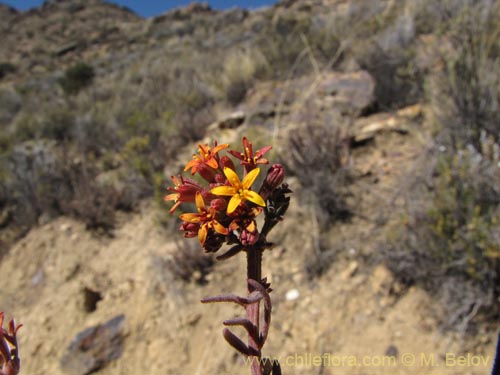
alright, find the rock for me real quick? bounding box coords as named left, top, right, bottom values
left=54, top=41, right=83, bottom=57
left=60, top=223, right=72, bottom=233
left=60, top=315, right=125, bottom=375
left=371, top=265, right=394, bottom=295
left=351, top=104, right=422, bottom=145
left=352, top=114, right=409, bottom=144
left=285, top=289, right=300, bottom=301
left=319, top=70, right=376, bottom=114
left=211, top=111, right=246, bottom=130
left=385, top=344, right=399, bottom=358
left=340, top=261, right=359, bottom=280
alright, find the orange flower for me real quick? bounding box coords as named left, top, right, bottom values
left=184, top=143, right=229, bottom=175
left=211, top=167, right=266, bottom=214
left=228, top=137, right=272, bottom=171
left=180, top=192, right=228, bottom=246
left=164, top=175, right=205, bottom=213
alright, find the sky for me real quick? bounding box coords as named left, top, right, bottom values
left=1, top=0, right=278, bottom=17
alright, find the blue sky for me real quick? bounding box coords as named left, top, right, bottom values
left=1, top=0, right=278, bottom=17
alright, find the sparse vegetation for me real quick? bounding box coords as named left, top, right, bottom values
left=428, top=1, right=500, bottom=149
left=383, top=1, right=500, bottom=332
left=385, top=139, right=500, bottom=330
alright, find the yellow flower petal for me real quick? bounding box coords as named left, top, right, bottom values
left=198, top=224, right=208, bottom=245
left=242, top=168, right=260, bottom=189
left=195, top=191, right=205, bottom=212
left=213, top=221, right=229, bottom=235
left=244, top=190, right=266, bottom=207
left=180, top=213, right=201, bottom=223
left=227, top=195, right=242, bottom=214
left=223, top=167, right=241, bottom=188
left=164, top=193, right=179, bottom=202
left=211, top=186, right=237, bottom=196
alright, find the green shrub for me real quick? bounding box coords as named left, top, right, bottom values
left=58, top=62, right=95, bottom=95
left=0, top=62, right=16, bottom=80
left=385, top=138, right=500, bottom=330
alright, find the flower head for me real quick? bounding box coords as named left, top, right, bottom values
left=228, top=137, right=272, bottom=171
left=180, top=192, right=229, bottom=246
left=164, top=175, right=207, bottom=213
left=0, top=312, right=21, bottom=375
left=184, top=143, right=229, bottom=177
left=211, top=167, right=266, bottom=214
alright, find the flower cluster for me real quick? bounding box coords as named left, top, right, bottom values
left=165, top=137, right=290, bottom=254
left=0, top=312, right=21, bottom=375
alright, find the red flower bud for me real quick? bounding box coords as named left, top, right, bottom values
left=197, top=163, right=217, bottom=183
left=240, top=228, right=260, bottom=246
left=180, top=222, right=200, bottom=238
left=259, top=164, right=285, bottom=200
left=219, top=155, right=236, bottom=172
left=210, top=198, right=227, bottom=212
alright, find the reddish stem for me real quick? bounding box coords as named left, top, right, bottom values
left=247, top=247, right=262, bottom=375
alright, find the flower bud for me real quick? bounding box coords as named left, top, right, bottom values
left=219, top=155, right=236, bottom=171
left=210, top=198, right=227, bottom=212
left=180, top=222, right=199, bottom=238
left=259, top=164, right=285, bottom=200
left=197, top=163, right=217, bottom=183
left=240, top=228, right=260, bottom=246
left=214, top=173, right=226, bottom=184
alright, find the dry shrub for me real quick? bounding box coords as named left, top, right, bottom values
left=428, top=1, right=500, bottom=150
left=281, top=115, right=352, bottom=227
left=384, top=136, right=500, bottom=331
left=2, top=141, right=119, bottom=232
left=59, top=161, right=119, bottom=232
left=221, top=48, right=268, bottom=106
left=167, top=240, right=215, bottom=284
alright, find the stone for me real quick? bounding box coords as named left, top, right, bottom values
left=371, top=265, right=394, bottom=295
left=285, top=289, right=300, bottom=301
left=340, top=261, right=359, bottom=280
left=319, top=70, right=376, bottom=114
left=210, top=111, right=246, bottom=130
left=350, top=104, right=422, bottom=145
left=385, top=344, right=399, bottom=358
left=60, top=315, right=125, bottom=375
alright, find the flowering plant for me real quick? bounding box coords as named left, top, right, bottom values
left=166, top=137, right=290, bottom=375
left=0, top=312, right=21, bottom=375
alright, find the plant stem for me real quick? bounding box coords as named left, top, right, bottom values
left=247, top=247, right=262, bottom=375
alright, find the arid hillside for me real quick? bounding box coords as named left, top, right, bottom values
left=0, top=1, right=499, bottom=374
